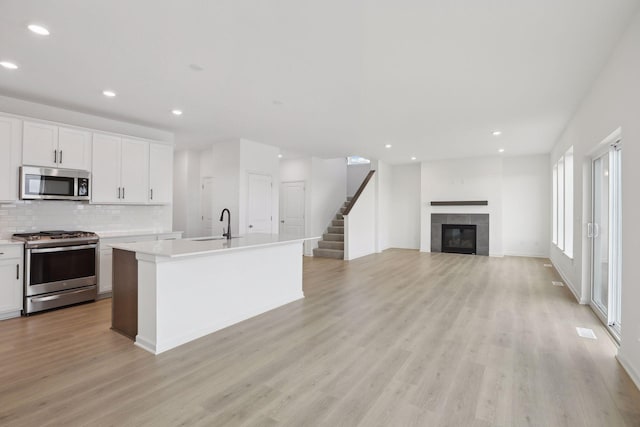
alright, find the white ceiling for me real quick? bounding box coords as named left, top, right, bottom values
left=1, top=0, right=638, bottom=164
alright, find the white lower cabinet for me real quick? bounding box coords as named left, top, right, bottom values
left=98, top=232, right=183, bottom=294
left=0, top=245, right=23, bottom=320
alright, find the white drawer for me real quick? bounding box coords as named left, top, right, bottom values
left=0, top=245, right=22, bottom=259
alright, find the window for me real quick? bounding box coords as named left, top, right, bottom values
left=347, top=156, right=370, bottom=165
left=557, top=156, right=564, bottom=250
left=552, top=146, right=574, bottom=257
left=564, top=147, right=574, bottom=258
left=552, top=164, right=558, bottom=245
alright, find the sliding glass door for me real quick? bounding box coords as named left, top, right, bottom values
left=590, top=142, right=622, bottom=336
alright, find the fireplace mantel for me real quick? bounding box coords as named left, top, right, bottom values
left=430, top=200, right=488, bottom=206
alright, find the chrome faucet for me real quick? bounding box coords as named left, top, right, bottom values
left=219, top=208, right=231, bottom=239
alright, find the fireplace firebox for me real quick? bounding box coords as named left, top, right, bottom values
left=441, top=224, right=477, bottom=255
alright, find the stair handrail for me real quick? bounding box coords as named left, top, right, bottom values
left=343, top=170, right=376, bottom=216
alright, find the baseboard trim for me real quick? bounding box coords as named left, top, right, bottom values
left=503, top=252, right=549, bottom=258
left=97, top=292, right=112, bottom=300
left=551, top=260, right=587, bottom=304
left=616, top=352, right=640, bottom=392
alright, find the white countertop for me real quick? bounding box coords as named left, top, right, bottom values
left=110, top=233, right=318, bottom=259
left=96, top=230, right=183, bottom=239
left=0, top=239, right=24, bottom=246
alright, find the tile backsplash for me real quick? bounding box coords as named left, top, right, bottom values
left=0, top=200, right=172, bottom=239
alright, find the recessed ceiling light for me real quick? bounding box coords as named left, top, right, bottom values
left=102, top=90, right=116, bottom=98
left=492, top=130, right=502, bottom=136
left=28, top=24, right=50, bottom=36
left=411, top=156, right=417, bottom=160
left=171, top=109, right=183, bottom=116
left=498, top=148, right=505, bottom=153
left=385, top=144, right=392, bottom=148
left=0, top=61, right=18, bottom=70
left=277, top=154, right=283, bottom=159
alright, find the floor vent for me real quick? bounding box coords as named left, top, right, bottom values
left=552, top=281, right=564, bottom=287
left=576, top=327, right=597, bottom=340
left=543, top=263, right=553, bottom=268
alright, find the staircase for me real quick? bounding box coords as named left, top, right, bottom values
left=312, top=196, right=351, bottom=259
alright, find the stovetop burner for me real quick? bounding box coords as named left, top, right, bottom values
left=12, top=230, right=98, bottom=242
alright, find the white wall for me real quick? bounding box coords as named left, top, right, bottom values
left=374, top=160, right=392, bottom=252
left=502, top=154, right=550, bottom=257
left=311, top=157, right=347, bottom=240
left=420, top=155, right=549, bottom=258
left=173, top=150, right=202, bottom=237
left=347, top=164, right=371, bottom=196
left=548, top=8, right=640, bottom=388
left=390, top=163, right=421, bottom=249
left=205, top=141, right=241, bottom=236
left=421, top=157, right=504, bottom=256
left=345, top=178, right=376, bottom=260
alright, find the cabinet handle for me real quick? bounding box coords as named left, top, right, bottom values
left=54, top=150, right=57, bottom=164
left=117, top=187, right=121, bottom=199
left=0, top=252, right=4, bottom=255
left=150, top=188, right=153, bottom=200
left=59, top=150, right=63, bottom=164
left=123, top=187, right=125, bottom=199
left=16, top=264, right=19, bottom=280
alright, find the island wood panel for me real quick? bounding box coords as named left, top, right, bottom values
left=111, top=248, right=138, bottom=339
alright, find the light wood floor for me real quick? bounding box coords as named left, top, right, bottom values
left=1, top=250, right=639, bottom=426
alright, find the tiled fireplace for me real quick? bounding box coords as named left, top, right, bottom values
left=430, top=213, right=489, bottom=256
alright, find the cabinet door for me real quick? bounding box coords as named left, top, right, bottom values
left=0, top=116, right=22, bottom=202
left=149, top=143, right=173, bottom=204
left=120, top=138, right=149, bottom=204
left=92, top=133, right=122, bottom=203
left=0, top=258, right=22, bottom=318
left=23, top=121, right=58, bottom=167
left=58, top=127, right=92, bottom=170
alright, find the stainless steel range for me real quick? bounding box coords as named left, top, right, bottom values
left=12, top=230, right=99, bottom=314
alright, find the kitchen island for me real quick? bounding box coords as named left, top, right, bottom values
left=110, top=234, right=316, bottom=354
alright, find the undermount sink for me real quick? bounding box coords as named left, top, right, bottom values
left=191, top=236, right=240, bottom=242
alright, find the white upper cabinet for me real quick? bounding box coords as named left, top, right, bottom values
left=58, top=127, right=92, bottom=170
left=120, top=138, right=149, bottom=204
left=149, top=143, right=173, bottom=204
left=23, top=121, right=91, bottom=170
left=0, top=115, right=22, bottom=202
left=22, top=121, right=58, bottom=168
left=91, top=134, right=149, bottom=204
left=92, top=133, right=122, bottom=203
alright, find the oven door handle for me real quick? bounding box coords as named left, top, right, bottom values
left=29, top=244, right=98, bottom=254
left=30, top=288, right=90, bottom=302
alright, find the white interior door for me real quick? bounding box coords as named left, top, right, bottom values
left=280, top=181, right=305, bottom=237
left=247, top=173, right=272, bottom=234
left=201, top=177, right=214, bottom=236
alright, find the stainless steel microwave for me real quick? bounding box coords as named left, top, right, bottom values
left=20, top=166, right=91, bottom=201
